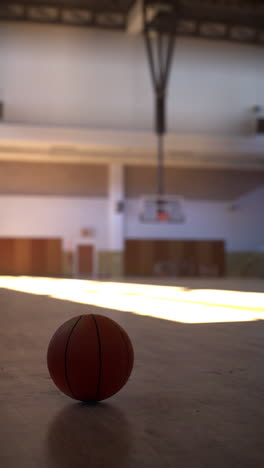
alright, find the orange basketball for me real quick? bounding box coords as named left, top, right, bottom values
left=47, top=314, right=134, bottom=402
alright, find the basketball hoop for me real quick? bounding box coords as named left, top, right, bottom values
left=157, top=210, right=170, bottom=222
left=139, top=195, right=185, bottom=223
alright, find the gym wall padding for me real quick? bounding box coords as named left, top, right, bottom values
left=124, top=240, right=225, bottom=277
left=0, top=238, right=62, bottom=276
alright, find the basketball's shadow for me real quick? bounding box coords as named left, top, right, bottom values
left=46, top=401, right=131, bottom=468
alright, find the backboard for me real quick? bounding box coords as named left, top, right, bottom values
left=139, top=195, right=185, bottom=223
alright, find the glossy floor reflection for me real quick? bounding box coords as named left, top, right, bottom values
left=47, top=403, right=131, bottom=468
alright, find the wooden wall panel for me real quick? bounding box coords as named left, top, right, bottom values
left=78, top=245, right=93, bottom=275
left=213, top=241, right=226, bottom=276
left=31, top=239, right=47, bottom=276
left=0, top=162, right=108, bottom=197
left=155, top=241, right=169, bottom=262
left=0, top=238, right=62, bottom=276
left=141, top=241, right=155, bottom=276
left=125, top=166, right=264, bottom=200
left=124, top=240, right=141, bottom=276
left=13, top=239, right=32, bottom=275
left=46, top=240, right=62, bottom=276
left=167, top=241, right=182, bottom=262
left=0, top=239, right=14, bottom=275
left=182, top=240, right=197, bottom=276
left=196, top=241, right=213, bottom=274
left=125, top=240, right=225, bottom=277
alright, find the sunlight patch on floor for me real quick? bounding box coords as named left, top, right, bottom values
left=0, top=276, right=264, bottom=323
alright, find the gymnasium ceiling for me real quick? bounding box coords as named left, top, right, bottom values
left=1, top=0, right=264, bottom=46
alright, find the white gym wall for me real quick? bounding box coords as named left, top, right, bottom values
left=125, top=187, right=264, bottom=252
left=0, top=195, right=108, bottom=250
left=0, top=22, right=264, bottom=275
left=1, top=23, right=264, bottom=135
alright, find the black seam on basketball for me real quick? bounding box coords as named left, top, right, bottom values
left=92, top=315, right=102, bottom=401
left=114, top=323, right=132, bottom=387
left=64, top=316, right=82, bottom=400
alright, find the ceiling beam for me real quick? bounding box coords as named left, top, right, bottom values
left=0, top=2, right=126, bottom=29
left=0, top=1, right=263, bottom=44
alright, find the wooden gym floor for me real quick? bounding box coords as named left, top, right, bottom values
left=0, top=276, right=264, bottom=468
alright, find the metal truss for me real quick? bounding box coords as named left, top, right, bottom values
left=0, top=1, right=263, bottom=44
left=0, top=2, right=126, bottom=29
left=177, top=0, right=264, bottom=45
left=177, top=19, right=263, bottom=45
left=143, top=0, right=178, bottom=197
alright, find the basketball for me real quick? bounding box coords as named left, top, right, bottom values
left=47, top=314, right=134, bottom=402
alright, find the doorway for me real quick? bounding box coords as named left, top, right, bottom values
left=77, top=244, right=94, bottom=276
